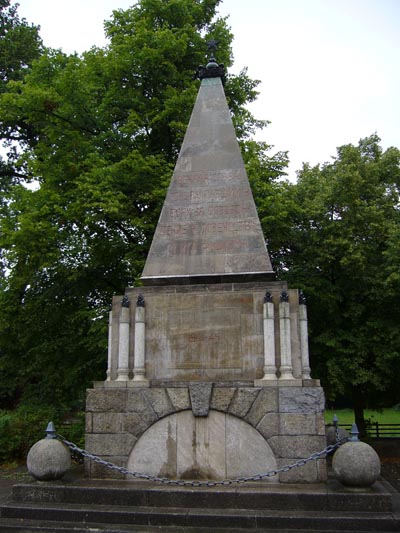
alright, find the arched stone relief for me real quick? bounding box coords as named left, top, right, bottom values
left=127, top=409, right=278, bottom=481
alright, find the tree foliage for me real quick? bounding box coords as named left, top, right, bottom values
left=0, top=0, right=286, bottom=409
left=261, top=134, right=400, bottom=430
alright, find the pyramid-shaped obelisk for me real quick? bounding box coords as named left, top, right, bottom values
left=141, top=58, right=274, bottom=285
left=86, top=50, right=326, bottom=485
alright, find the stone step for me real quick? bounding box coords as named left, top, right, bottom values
left=1, top=501, right=399, bottom=532
left=8, top=479, right=395, bottom=513
left=1, top=478, right=398, bottom=532
left=0, top=518, right=397, bottom=533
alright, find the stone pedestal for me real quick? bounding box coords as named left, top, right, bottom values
left=86, top=383, right=326, bottom=483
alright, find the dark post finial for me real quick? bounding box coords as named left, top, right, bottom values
left=196, top=37, right=225, bottom=82
left=206, top=38, right=219, bottom=58
left=136, top=294, right=145, bottom=308
left=264, top=291, right=273, bottom=303
left=299, top=290, right=307, bottom=305
left=121, top=295, right=130, bottom=308
left=280, top=291, right=289, bottom=303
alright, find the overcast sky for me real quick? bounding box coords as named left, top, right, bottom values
left=16, top=0, right=400, bottom=180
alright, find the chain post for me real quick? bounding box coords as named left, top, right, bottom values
left=350, top=423, right=360, bottom=442
left=333, top=414, right=339, bottom=442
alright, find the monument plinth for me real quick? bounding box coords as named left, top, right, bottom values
left=86, top=54, right=326, bottom=483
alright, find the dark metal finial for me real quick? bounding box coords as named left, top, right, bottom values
left=121, top=295, right=130, bottom=308
left=280, top=291, right=289, bottom=303
left=206, top=39, right=219, bottom=57
left=299, top=290, right=307, bottom=305
left=264, top=291, right=273, bottom=303
left=196, top=38, right=225, bottom=82
left=137, top=294, right=145, bottom=308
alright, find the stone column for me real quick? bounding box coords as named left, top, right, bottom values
left=256, top=292, right=277, bottom=383
left=299, top=291, right=311, bottom=379
left=116, top=296, right=130, bottom=381
left=132, top=295, right=149, bottom=386
left=279, top=291, right=294, bottom=380
left=106, top=310, right=113, bottom=381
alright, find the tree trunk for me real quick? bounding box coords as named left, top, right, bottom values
left=352, top=387, right=367, bottom=438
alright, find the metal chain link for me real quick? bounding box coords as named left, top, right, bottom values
left=59, top=435, right=348, bottom=487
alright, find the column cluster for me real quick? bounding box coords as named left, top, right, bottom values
left=106, top=294, right=149, bottom=385
left=259, top=290, right=312, bottom=383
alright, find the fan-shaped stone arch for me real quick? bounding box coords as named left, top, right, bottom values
left=127, top=409, right=277, bottom=480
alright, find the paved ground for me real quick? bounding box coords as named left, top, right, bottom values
left=0, top=464, right=31, bottom=504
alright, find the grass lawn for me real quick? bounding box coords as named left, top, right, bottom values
left=324, top=408, right=400, bottom=431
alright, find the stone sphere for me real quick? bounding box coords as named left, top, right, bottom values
left=332, top=441, right=381, bottom=488
left=27, top=438, right=71, bottom=481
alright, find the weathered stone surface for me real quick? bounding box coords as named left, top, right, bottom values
left=128, top=414, right=178, bottom=478
left=277, top=458, right=318, bottom=484
left=317, top=457, right=328, bottom=481
left=104, top=283, right=303, bottom=383
left=92, top=413, right=122, bottom=434
left=189, top=382, right=213, bottom=416
left=316, top=413, right=327, bottom=435
left=245, top=388, right=278, bottom=427
left=226, top=415, right=277, bottom=480
left=141, top=76, right=274, bottom=285
left=122, top=412, right=151, bottom=438
left=177, top=410, right=224, bottom=479
left=268, top=435, right=326, bottom=459
left=166, top=388, right=191, bottom=411
left=126, top=390, right=158, bottom=427
left=27, top=439, right=71, bottom=481
left=127, top=410, right=277, bottom=481
left=279, top=387, right=325, bottom=414
left=228, top=388, right=259, bottom=418
left=142, top=389, right=175, bottom=419
left=279, top=413, right=316, bottom=435
left=85, top=413, right=92, bottom=433
left=86, top=389, right=127, bottom=412
left=332, top=441, right=381, bottom=487
left=256, top=412, right=279, bottom=440
left=86, top=433, right=136, bottom=456
left=88, top=456, right=127, bottom=480
left=210, top=387, right=236, bottom=412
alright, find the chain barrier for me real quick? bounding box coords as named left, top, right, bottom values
left=58, top=435, right=348, bottom=488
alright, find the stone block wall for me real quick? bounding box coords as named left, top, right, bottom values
left=85, top=383, right=326, bottom=483
left=107, top=281, right=311, bottom=383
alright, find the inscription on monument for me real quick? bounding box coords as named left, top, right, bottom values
left=168, top=187, right=251, bottom=205
left=167, top=239, right=247, bottom=256
left=158, top=220, right=259, bottom=238
left=169, top=204, right=253, bottom=220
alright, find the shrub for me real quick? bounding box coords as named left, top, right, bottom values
left=0, top=405, right=84, bottom=464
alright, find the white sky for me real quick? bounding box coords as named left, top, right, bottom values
left=16, top=0, right=400, bottom=180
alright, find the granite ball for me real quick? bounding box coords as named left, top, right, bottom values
left=332, top=440, right=381, bottom=488
left=27, top=438, right=71, bottom=481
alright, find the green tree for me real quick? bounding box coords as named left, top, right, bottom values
left=0, top=0, right=42, bottom=195
left=267, top=134, right=400, bottom=434
left=0, top=0, right=285, bottom=410
left=0, top=0, right=42, bottom=92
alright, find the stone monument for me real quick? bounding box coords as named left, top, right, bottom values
left=85, top=48, right=327, bottom=483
